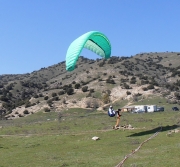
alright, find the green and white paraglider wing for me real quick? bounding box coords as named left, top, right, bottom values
left=65, top=31, right=111, bottom=71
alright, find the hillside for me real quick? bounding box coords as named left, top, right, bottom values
left=0, top=52, right=180, bottom=119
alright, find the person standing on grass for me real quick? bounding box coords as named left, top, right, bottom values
left=108, top=106, right=122, bottom=129
left=113, top=108, right=122, bottom=129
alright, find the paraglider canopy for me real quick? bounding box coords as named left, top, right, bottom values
left=65, top=31, right=111, bottom=71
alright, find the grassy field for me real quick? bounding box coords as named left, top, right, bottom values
left=0, top=104, right=180, bottom=167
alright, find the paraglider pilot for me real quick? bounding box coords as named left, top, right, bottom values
left=114, top=108, right=122, bottom=129
left=108, top=106, right=122, bottom=129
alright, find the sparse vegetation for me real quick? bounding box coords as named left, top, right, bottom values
left=0, top=53, right=180, bottom=121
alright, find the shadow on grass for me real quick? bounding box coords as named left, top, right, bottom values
left=127, top=124, right=179, bottom=137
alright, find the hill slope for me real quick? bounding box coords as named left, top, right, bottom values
left=0, top=52, right=180, bottom=119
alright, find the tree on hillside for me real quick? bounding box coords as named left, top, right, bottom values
left=102, top=93, right=110, bottom=104
left=52, top=92, right=57, bottom=97
left=75, top=83, right=80, bottom=89
left=44, top=96, right=49, bottom=100
left=82, top=86, right=88, bottom=92
left=67, top=88, right=74, bottom=95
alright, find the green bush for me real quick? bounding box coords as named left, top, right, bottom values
left=130, top=80, right=136, bottom=84
left=52, top=96, right=59, bottom=101
left=58, top=90, right=65, bottom=95
left=39, top=93, right=43, bottom=97
left=47, top=99, right=53, bottom=107
left=147, top=84, right=154, bottom=90
left=99, top=60, right=105, bottom=67
left=18, top=114, right=24, bottom=117
left=126, top=91, right=131, bottom=95
left=0, top=96, right=9, bottom=102
left=174, top=92, right=180, bottom=100
left=44, top=96, right=49, bottom=100
left=141, top=80, right=149, bottom=85
left=142, top=87, right=148, bottom=91
left=106, top=78, right=115, bottom=84
left=0, top=84, right=3, bottom=88
left=89, top=89, right=94, bottom=93
left=23, top=110, right=29, bottom=114
left=44, top=107, right=50, bottom=112
left=72, top=81, right=76, bottom=84
left=123, top=83, right=131, bottom=89
left=82, top=86, right=88, bottom=92
left=102, top=93, right=110, bottom=104
left=67, top=88, right=74, bottom=95
left=33, top=94, right=39, bottom=98
left=52, top=92, right=57, bottom=97
left=75, top=83, right=80, bottom=89
left=25, top=102, right=31, bottom=108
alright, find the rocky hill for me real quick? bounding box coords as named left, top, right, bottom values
left=1, top=52, right=180, bottom=119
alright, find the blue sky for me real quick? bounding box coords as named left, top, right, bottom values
left=1, top=0, right=180, bottom=74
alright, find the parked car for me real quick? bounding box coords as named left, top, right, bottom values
left=172, top=107, right=179, bottom=111
left=132, top=109, right=145, bottom=113
left=156, top=107, right=164, bottom=112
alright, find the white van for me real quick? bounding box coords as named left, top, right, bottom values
left=147, top=105, right=157, bottom=112
left=132, top=105, right=147, bottom=113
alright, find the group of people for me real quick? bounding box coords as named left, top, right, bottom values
left=108, top=106, right=122, bottom=129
